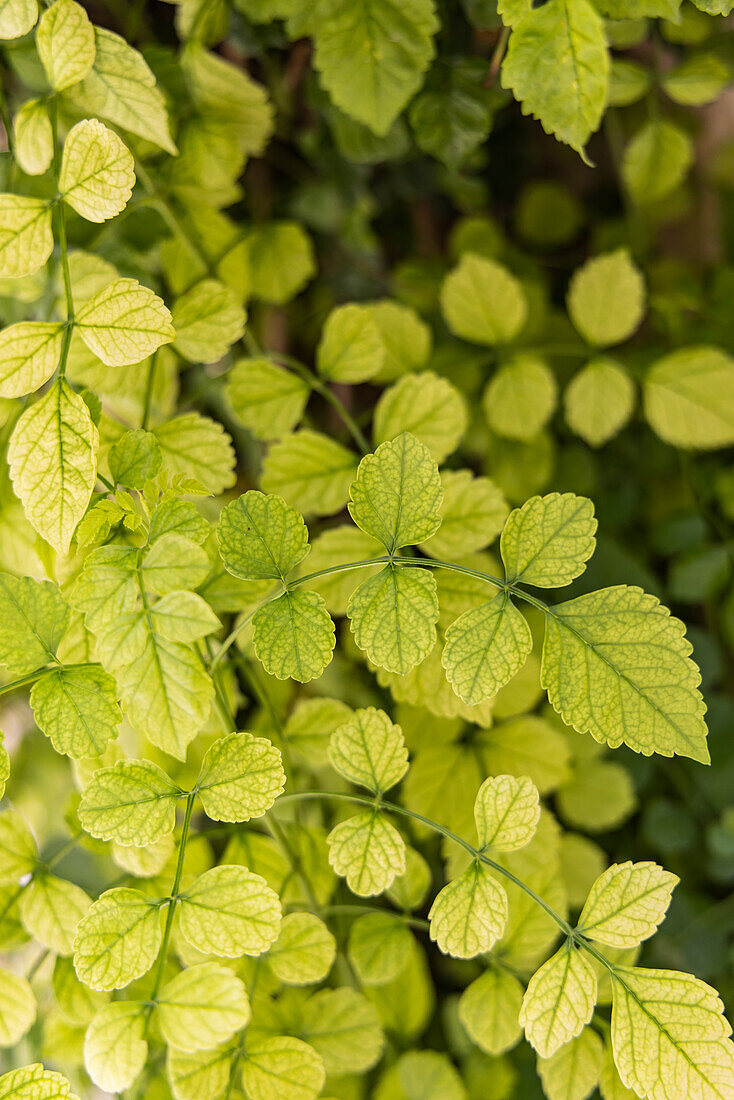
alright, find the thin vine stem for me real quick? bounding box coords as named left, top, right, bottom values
left=49, top=97, right=74, bottom=380
left=146, top=788, right=196, bottom=1011
left=275, top=790, right=574, bottom=938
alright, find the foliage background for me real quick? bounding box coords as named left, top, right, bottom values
left=1, top=0, right=734, bottom=1098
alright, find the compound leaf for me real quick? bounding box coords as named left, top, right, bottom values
left=59, top=118, right=135, bottom=222
left=501, top=493, right=597, bottom=588
left=218, top=490, right=309, bottom=582
left=443, top=591, right=532, bottom=705
left=577, top=861, right=679, bottom=948
left=441, top=253, right=527, bottom=346
left=30, top=665, right=121, bottom=758
left=348, top=565, right=439, bottom=675
left=520, top=943, right=597, bottom=1057
left=8, top=379, right=98, bottom=554
left=328, top=706, right=408, bottom=794
left=73, top=887, right=162, bottom=991
left=541, top=585, right=709, bottom=762
left=84, top=1000, right=147, bottom=1094
left=501, top=0, right=609, bottom=158
left=241, top=1036, right=325, bottom=1100
left=253, top=589, right=335, bottom=682
left=76, top=278, right=174, bottom=367
left=0, top=321, right=64, bottom=399
left=327, top=811, right=406, bottom=897
left=611, top=968, right=734, bottom=1100
left=474, top=773, right=540, bottom=852
left=179, top=865, right=281, bottom=958
left=197, top=731, right=285, bottom=822
left=349, top=433, right=443, bottom=551
left=79, top=758, right=180, bottom=845
left=429, top=863, right=508, bottom=958
left=312, top=0, right=438, bottom=136
left=158, top=963, right=250, bottom=1053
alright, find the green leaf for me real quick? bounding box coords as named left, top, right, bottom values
left=253, top=589, right=335, bottom=682
left=348, top=911, right=412, bottom=985
left=73, top=887, right=162, bottom=990
left=241, top=1036, right=325, bottom=1100
left=84, top=1001, right=147, bottom=1094
left=19, top=873, right=90, bottom=955
left=142, top=533, right=211, bottom=595
left=167, top=1046, right=233, bottom=1100
left=666, top=53, right=730, bottom=106
left=302, top=987, right=384, bottom=1075
left=428, top=862, right=508, bottom=958
left=179, top=865, right=281, bottom=957
left=474, top=773, right=540, bottom=852
left=316, top=303, right=385, bottom=383
left=0, top=195, right=53, bottom=278
left=312, top=0, right=438, bottom=135
left=567, top=250, right=645, bottom=348
left=218, top=490, right=310, bottom=582
left=329, top=707, right=408, bottom=794
left=150, top=591, right=220, bottom=643
left=520, top=943, right=597, bottom=1057
left=0, top=970, right=35, bottom=1046
left=501, top=493, right=597, bottom=588
left=0, top=1065, right=79, bottom=1099
left=59, top=118, right=134, bottom=223
left=261, top=429, right=358, bottom=518
left=557, top=760, right=637, bottom=833
left=0, top=0, right=37, bottom=39
left=244, top=221, right=315, bottom=305
left=158, top=963, right=250, bottom=1052
left=373, top=371, right=468, bottom=463
left=458, top=967, right=523, bottom=1055
left=66, top=26, right=177, bottom=154
left=643, top=346, right=734, bottom=450
left=327, top=810, right=406, bottom=896
left=172, top=278, right=246, bottom=363
left=30, top=665, right=121, bottom=758
left=440, top=253, right=527, bottom=345
left=607, top=59, right=652, bottom=107
left=0, top=810, right=37, bottom=884
left=76, top=278, right=174, bottom=367
left=350, top=434, right=442, bottom=552
left=182, top=43, right=273, bottom=155
left=0, top=572, right=68, bottom=675
left=409, top=58, right=493, bottom=171
left=501, top=0, right=609, bottom=158
left=421, top=469, right=508, bottom=560
left=537, top=1027, right=603, bottom=1100
left=197, top=731, right=285, bottom=822
left=8, top=379, right=98, bottom=554
left=541, top=585, right=709, bottom=761
left=621, top=120, right=693, bottom=205
left=36, top=0, right=94, bottom=90
left=79, top=758, right=180, bottom=845
left=153, top=413, right=236, bottom=494
left=564, top=359, right=636, bottom=448
left=283, top=695, right=353, bottom=767
left=577, top=861, right=678, bottom=948
left=348, top=564, right=439, bottom=675
left=611, top=968, right=734, bottom=1100
left=267, top=911, right=336, bottom=985
left=100, top=617, right=213, bottom=760
left=14, top=99, right=53, bottom=175
left=443, top=591, right=532, bottom=705
left=109, top=428, right=162, bottom=488
left=483, top=355, right=557, bottom=441
left=225, top=357, right=309, bottom=440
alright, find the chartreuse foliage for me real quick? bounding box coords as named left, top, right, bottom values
left=0, top=0, right=734, bottom=1098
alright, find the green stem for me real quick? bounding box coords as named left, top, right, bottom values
left=147, top=789, right=196, bottom=1008
left=275, top=352, right=370, bottom=453
left=49, top=98, right=74, bottom=379
left=275, top=790, right=574, bottom=938
left=141, top=353, right=158, bottom=431
left=0, top=668, right=54, bottom=698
